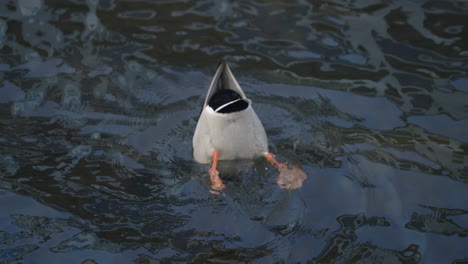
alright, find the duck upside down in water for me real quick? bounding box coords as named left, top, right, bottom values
left=193, top=62, right=307, bottom=194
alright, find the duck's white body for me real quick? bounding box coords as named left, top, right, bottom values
left=193, top=62, right=268, bottom=164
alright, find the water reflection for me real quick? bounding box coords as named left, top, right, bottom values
left=0, top=0, right=467, bottom=263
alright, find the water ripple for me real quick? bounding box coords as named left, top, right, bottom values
left=0, top=0, right=467, bottom=263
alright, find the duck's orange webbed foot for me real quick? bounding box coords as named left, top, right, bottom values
left=265, top=152, right=307, bottom=190
left=209, top=149, right=225, bottom=195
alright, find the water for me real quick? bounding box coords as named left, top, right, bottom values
left=1, top=0, right=467, bottom=263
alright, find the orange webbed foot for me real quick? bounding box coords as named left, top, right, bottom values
left=208, top=149, right=225, bottom=195
left=276, top=164, right=307, bottom=189
left=209, top=167, right=225, bottom=195
left=265, top=153, right=307, bottom=190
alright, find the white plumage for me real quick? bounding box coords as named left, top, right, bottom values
left=193, top=62, right=268, bottom=163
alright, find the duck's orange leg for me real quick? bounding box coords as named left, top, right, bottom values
left=209, top=149, right=225, bottom=194
left=265, top=152, right=307, bottom=190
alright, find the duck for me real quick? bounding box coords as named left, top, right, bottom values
left=193, top=62, right=306, bottom=194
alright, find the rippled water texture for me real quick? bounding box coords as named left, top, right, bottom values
left=1, top=0, right=468, bottom=263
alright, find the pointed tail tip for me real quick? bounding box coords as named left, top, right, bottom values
left=217, top=60, right=228, bottom=68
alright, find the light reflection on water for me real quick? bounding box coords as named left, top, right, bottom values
left=0, top=0, right=468, bottom=263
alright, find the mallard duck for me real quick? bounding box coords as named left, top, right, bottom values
left=193, top=62, right=306, bottom=194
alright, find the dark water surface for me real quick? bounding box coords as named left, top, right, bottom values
left=1, top=0, right=468, bottom=263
